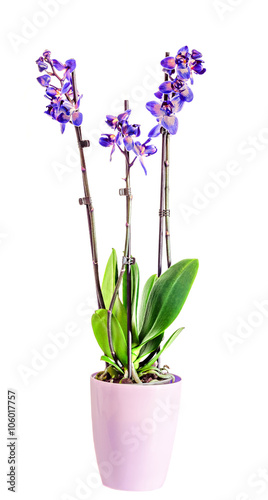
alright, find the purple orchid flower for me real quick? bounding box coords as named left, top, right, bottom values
left=158, top=77, right=193, bottom=102
left=99, top=108, right=157, bottom=173
left=132, top=139, right=157, bottom=175
left=146, top=97, right=184, bottom=136
left=161, top=47, right=206, bottom=84
left=105, top=110, right=140, bottom=151
left=36, top=50, right=82, bottom=133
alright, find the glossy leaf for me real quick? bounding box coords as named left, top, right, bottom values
left=138, top=274, right=158, bottom=331
left=101, top=249, right=127, bottom=337
left=123, top=262, right=140, bottom=345
left=100, top=355, right=124, bottom=374
left=137, top=332, right=164, bottom=361
left=91, top=309, right=128, bottom=367
left=138, top=327, right=184, bottom=372
left=139, top=259, right=199, bottom=343
left=102, top=249, right=118, bottom=308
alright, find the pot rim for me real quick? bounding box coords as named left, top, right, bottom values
left=91, top=372, right=181, bottom=386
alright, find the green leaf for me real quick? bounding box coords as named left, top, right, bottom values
left=139, top=259, right=199, bottom=344
left=100, top=355, right=124, bottom=374
left=91, top=309, right=128, bottom=367
left=101, top=249, right=118, bottom=309
left=138, top=274, right=158, bottom=331
left=136, top=332, right=164, bottom=361
left=138, top=327, right=184, bottom=372
left=101, top=249, right=127, bottom=337
left=123, top=262, right=140, bottom=345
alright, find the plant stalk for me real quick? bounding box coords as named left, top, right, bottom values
left=157, top=51, right=170, bottom=278
left=124, top=99, right=133, bottom=379
left=165, top=132, right=171, bottom=268
left=106, top=100, right=133, bottom=372
left=71, top=71, right=105, bottom=310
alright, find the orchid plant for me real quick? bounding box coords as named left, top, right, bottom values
left=36, top=47, right=205, bottom=384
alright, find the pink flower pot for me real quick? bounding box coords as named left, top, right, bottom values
left=90, top=373, right=182, bottom=491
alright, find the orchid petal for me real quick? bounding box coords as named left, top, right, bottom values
left=139, top=157, right=147, bottom=175
left=52, top=59, right=65, bottom=71
left=37, top=74, right=51, bottom=87
left=191, top=49, right=202, bottom=59
left=144, top=145, right=157, bottom=155
left=159, top=81, right=173, bottom=94
left=162, top=115, right=178, bottom=135
left=176, top=66, right=191, bottom=80
left=65, top=59, right=76, bottom=72
left=118, top=110, right=131, bottom=122
left=61, top=79, right=72, bottom=94
left=57, top=113, right=70, bottom=124
left=160, top=57, right=176, bottom=70
left=177, top=46, right=189, bottom=57
left=180, top=84, right=194, bottom=102
left=72, top=111, right=83, bottom=126
left=145, top=101, right=162, bottom=117
left=148, top=124, right=161, bottom=138
left=123, top=136, right=134, bottom=151
left=171, top=96, right=184, bottom=113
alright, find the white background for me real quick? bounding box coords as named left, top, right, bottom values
left=1, top=0, right=268, bottom=499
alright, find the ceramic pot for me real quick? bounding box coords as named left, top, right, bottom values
left=90, top=373, right=182, bottom=491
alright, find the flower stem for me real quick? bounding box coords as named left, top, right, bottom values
left=71, top=71, right=105, bottom=310
left=165, top=132, right=171, bottom=268
left=106, top=101, right=133, bottom=372
left=124, top=99, right=133, bottom=379
left=157, top=51, right=170, bottom=278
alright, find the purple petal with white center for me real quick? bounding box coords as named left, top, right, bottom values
left=177, top=46, right=189, bottom=57
left=133, top=142, right=142, bottom=156
left=99, top=135, right=112, bottom=147
left=65, top=59, right=76, bottom=72
left=162, top=115, right=178, bottom=135
left=57, top=113, right=70, bottom=124
left=61, top=79, right=72, bottom=94
left=146, top=101, right=162, bottom=117
left=36, top=58, right=48, bottom=72
left=57, top=113, right=70, bottom=123
left=37, top=74, right=51, bottom=87
left=123, top=136, right=134, bottom=151
left=46, top=86, right=59, bottom=98
left=179, top=84, right=194, bottom=102
left=191, top=49, right=202, bottom=59
left=148, top=124, right=161, bottom=138
left=72, top=111, right=83, bottom=126
left=171, top=96, right=184, bottom=113
left=43, top=50, right=51, bottom=58
left=159, top=81, right=173, bottom=94
left=144, top=144, right=157, bottom=155
left=160, top=57, right=175, bottom=70
left=52, top=59, right=65, bottom=71
left=176, top=65, right=190, bottom=80
left=118, top=110, right=131, bottom=122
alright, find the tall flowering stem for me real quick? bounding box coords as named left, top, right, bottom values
left=106, top=102, right=133, bottom=375
left=165, top=133, right=171, bottom=268
left=158, top=52, right=171, bottom=277
left=35, top=51, right=105, bottom=310
left=124, top=99, right=133, bottom=378
left=71, top=71, right=105, bottom=310
left=146, top=46, right=206, bottom=275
